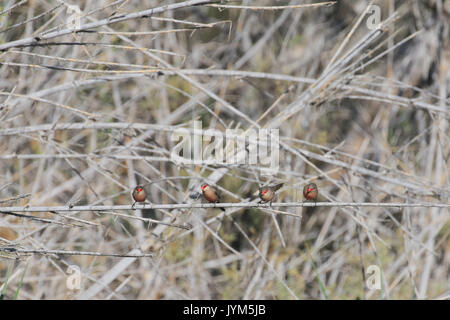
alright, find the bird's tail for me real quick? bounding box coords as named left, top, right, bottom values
left=272, top=183, right=284, bottom=192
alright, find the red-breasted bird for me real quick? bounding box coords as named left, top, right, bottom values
left=303, top=183, right=318, bottom=202
left=201, top=183, right=225, bottom=211
left=259, top=183, right=284, bottom=205
left=132, top=185, right=147, bottom=207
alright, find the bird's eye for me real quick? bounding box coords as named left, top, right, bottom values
left=308, top=188, right=312, bottom=192
left=262, top=190, right=267, bottom=194
left=137, top=188, right=142, bottom=192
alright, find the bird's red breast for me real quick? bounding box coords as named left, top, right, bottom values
left=259, top=187, right=274, bottom=202
left=259, top=183, right=283, bottom=202
left=202, top=185, right=220, bottom=203
left=303, top=183, right=318, bottom=201
left=133, top=186, right=147, bottom=202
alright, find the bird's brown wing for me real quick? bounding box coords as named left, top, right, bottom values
left=272, top=183, right=284, bottom=192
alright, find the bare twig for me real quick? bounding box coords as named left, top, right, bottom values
left=0, top=0, right=215, bottom=51
left=0, top=247, right=153, bottom=258
left=0, top=202, right=447, bottom=213
left=207, top=2, right=336, bottom=10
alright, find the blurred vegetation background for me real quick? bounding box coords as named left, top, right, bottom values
left=0, top=0, right=449, bottom=299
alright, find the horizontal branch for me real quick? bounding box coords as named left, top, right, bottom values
left=206, top=1, right=336, bottom=10
left=0, top=210, right=81, bottom=227
left=0, top=0, right=213, bottom=51
left=0, top=247, right=153, bottom=258
left=0, top=202, right=448, bottom=213
left=0, top=154, right=171, bottom=161
left=0, top=207, right=190, bottom=229
left=0, top=122, right=445, bottom=194
left=6, top=69, right=447, bottom=114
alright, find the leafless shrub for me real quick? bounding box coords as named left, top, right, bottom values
left=0, top=0, right=448, bottom=300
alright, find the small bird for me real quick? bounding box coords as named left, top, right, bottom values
left=132, top=185, right=147, bottom=207
left=259, top=183, right=284, bottom=205
left=303, top=183, right=318, bottom=202
left=201, top=183, right=225, bottom=211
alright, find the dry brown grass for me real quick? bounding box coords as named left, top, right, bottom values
left=0, top=0, right=449, bottom=300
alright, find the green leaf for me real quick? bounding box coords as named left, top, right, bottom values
left=13, top=263, right=28, bottom=300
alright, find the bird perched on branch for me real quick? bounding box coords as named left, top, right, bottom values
left=303, top=183, right=318, bottom=202
left=259, top=183, right=284, bottom=205
left=132, top=185, right=147, bottom=208
left=201, top=183, right=225, bottom=211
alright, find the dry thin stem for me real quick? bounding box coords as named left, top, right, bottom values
left=0, top=202, right=447, bottom=212
left=0, top=247, right=153, bottom=258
